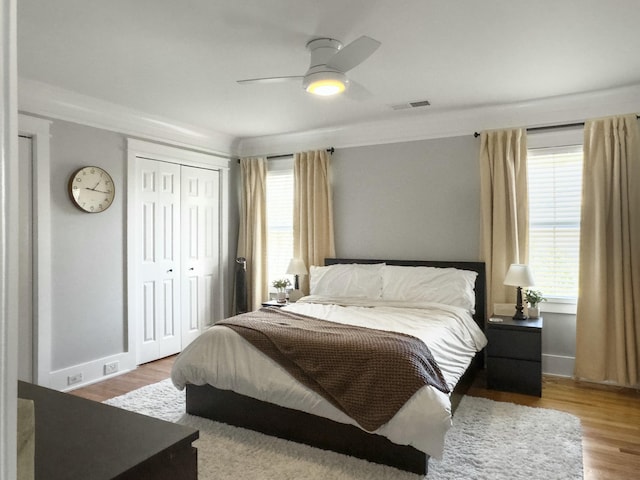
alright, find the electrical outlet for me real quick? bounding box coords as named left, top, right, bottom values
left=67, top=373, right=83, bottom=385
left=104, top=361, right=119, bottom=375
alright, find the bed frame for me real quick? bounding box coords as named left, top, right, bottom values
left=186, top=259, right=486, bottom=475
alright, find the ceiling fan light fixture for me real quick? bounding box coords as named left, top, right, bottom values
left=306, top=78, right=346, bottom=96
left=237, top=35, right=380, bottom=98
left=303, top=71, right=347, bottom=96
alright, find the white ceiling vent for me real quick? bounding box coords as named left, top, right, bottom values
left=391, top=100, right=431, bottom=110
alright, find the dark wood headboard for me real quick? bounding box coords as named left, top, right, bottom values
left=324, top=258, right=486, bottom=331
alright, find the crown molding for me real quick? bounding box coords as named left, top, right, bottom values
left=237, top=83, right=640, bottom=156
left=19, top=77, right=640, bottom=159
left=18, top=78, right=235, bottom=157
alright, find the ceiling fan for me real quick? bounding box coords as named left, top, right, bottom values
left=237, top=35, right=381, bottom=97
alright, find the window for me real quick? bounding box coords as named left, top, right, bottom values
left=266, top=157, right=294, bottom=286
left=527, top=144, right=583, bottom=302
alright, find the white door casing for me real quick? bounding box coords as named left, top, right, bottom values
left=136, top=158, right=182, bottom=364
left=1, top=3, right=18, bottom=475
left=17, top=114, right=52, bottom=386
left=181, top=166, right=220, bottom=348
left=17, top=135, right=33, bottom=381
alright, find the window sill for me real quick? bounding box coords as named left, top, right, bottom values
left=541, top=301, right=577, bottom=315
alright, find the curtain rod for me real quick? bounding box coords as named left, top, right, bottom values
left=267, top=147, right=335, bottom=160
left=237, top=147, right=334, bottom=163
left=473, top=115, right=640, bottom=137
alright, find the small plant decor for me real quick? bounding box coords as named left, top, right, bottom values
left=524, top=289, right=546, bottom=307
left=272, top=278, right=291, bottom=292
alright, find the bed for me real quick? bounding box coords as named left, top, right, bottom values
left=171, top=258, right=487, bottom=475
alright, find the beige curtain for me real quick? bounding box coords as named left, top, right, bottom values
left=237, top=157, right=268, bottom=311
left=293, top=150, right=336, bottom=293
left=575, top=114, right=640, bottom=386
left=479, top=128, right=529, bottom=315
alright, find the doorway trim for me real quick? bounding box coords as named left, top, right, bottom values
left=18, top=114, right=52, bottom=385
left=126, top=138, right=230, bottom=364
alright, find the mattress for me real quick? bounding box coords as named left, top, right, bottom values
left=171, top=298, right=487, bottom=459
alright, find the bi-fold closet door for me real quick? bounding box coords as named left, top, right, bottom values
left=136, top=158, right=220, bottom=364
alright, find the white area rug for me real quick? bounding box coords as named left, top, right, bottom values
left=105, top=379, right=583, bottom=479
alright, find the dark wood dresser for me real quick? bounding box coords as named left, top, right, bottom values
left=18, top=381, right=199, bottom=480
left=486, top=315, right=543, bottom=396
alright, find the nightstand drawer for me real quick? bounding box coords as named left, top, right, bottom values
left=487, top=357, right=541, bottom=396
left=486, top=328, right=541, bottom=361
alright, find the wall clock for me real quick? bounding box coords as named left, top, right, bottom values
left=68, top=166, right=115, bottom=213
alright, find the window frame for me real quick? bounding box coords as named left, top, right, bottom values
left=527, top=127, right=583, bottom=314
left=265, top=156, right=294, bottom=292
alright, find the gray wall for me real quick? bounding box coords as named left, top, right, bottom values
left=330, top=135, right=576, bottom=375
left=49, top=121, right=126, bottom=370
left=332, top=135, right=481, bottom=261
left=541, top=311, right=576, bottom=375
left=43, top=118, right=238, bottom=378
left=40, top=119, right=574, bottom=380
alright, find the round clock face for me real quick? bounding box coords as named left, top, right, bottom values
left=68, top=166, right=115, bottom=213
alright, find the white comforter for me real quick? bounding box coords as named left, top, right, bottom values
left=171, top=297, right=487, bottom=459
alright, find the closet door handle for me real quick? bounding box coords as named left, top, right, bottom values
left=189, top=267, right=195, bottom=271
left=167, top=269, right=173, bottom=273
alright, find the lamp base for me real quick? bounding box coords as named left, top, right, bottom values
left=512, top=286, right=528, bottom=320
left=512, top=310, right=528, bottom=321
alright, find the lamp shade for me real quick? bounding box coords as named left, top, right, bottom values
left=503, top=264, right=535, bottom=287
left=286, top=258, right=308, bottom=276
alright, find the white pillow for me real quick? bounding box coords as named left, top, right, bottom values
left=309, top=263, right=385, bottom=299
left=381, top=265, right=477, bottom=311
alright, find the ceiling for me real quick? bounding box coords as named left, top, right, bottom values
left=17, top=0, right=640, bottom=144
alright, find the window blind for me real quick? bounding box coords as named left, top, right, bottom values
left=527, top=145, right=583, bottom=300
left=266, top=157, right=294, bottom=286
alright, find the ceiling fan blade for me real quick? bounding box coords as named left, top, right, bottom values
left=326, top=35, right=381, bottom=72
left=345, top=78, right=373, bottom=101
left=237, top=75, right=303, bottom=85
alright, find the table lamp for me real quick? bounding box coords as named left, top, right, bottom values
left=503, top=264, right=535, bottom=320
left=286, top=258, right=308, bottom=302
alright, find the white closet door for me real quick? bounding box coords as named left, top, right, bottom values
left=137, top=159, right=182, bottom=364
left=181, top=165, right=220, bottom=348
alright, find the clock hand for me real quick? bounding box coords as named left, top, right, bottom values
left=83, top=187, right=109, bottom=194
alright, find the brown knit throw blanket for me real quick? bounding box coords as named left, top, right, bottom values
left=217, top=307, right=450, bottom=431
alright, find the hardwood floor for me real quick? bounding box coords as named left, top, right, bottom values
left=71, top=358, right=640, bottom=480
left=70, top=356, right=176, bottom=402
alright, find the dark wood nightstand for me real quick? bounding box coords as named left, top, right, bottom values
left=486, top=315, right=543, bottom=396
left=261, top=299, right=287, bottom=307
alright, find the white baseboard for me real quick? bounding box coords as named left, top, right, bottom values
left=542, top=354, right=575, bottom=377
left=46, top=352, right=136, bottom=392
